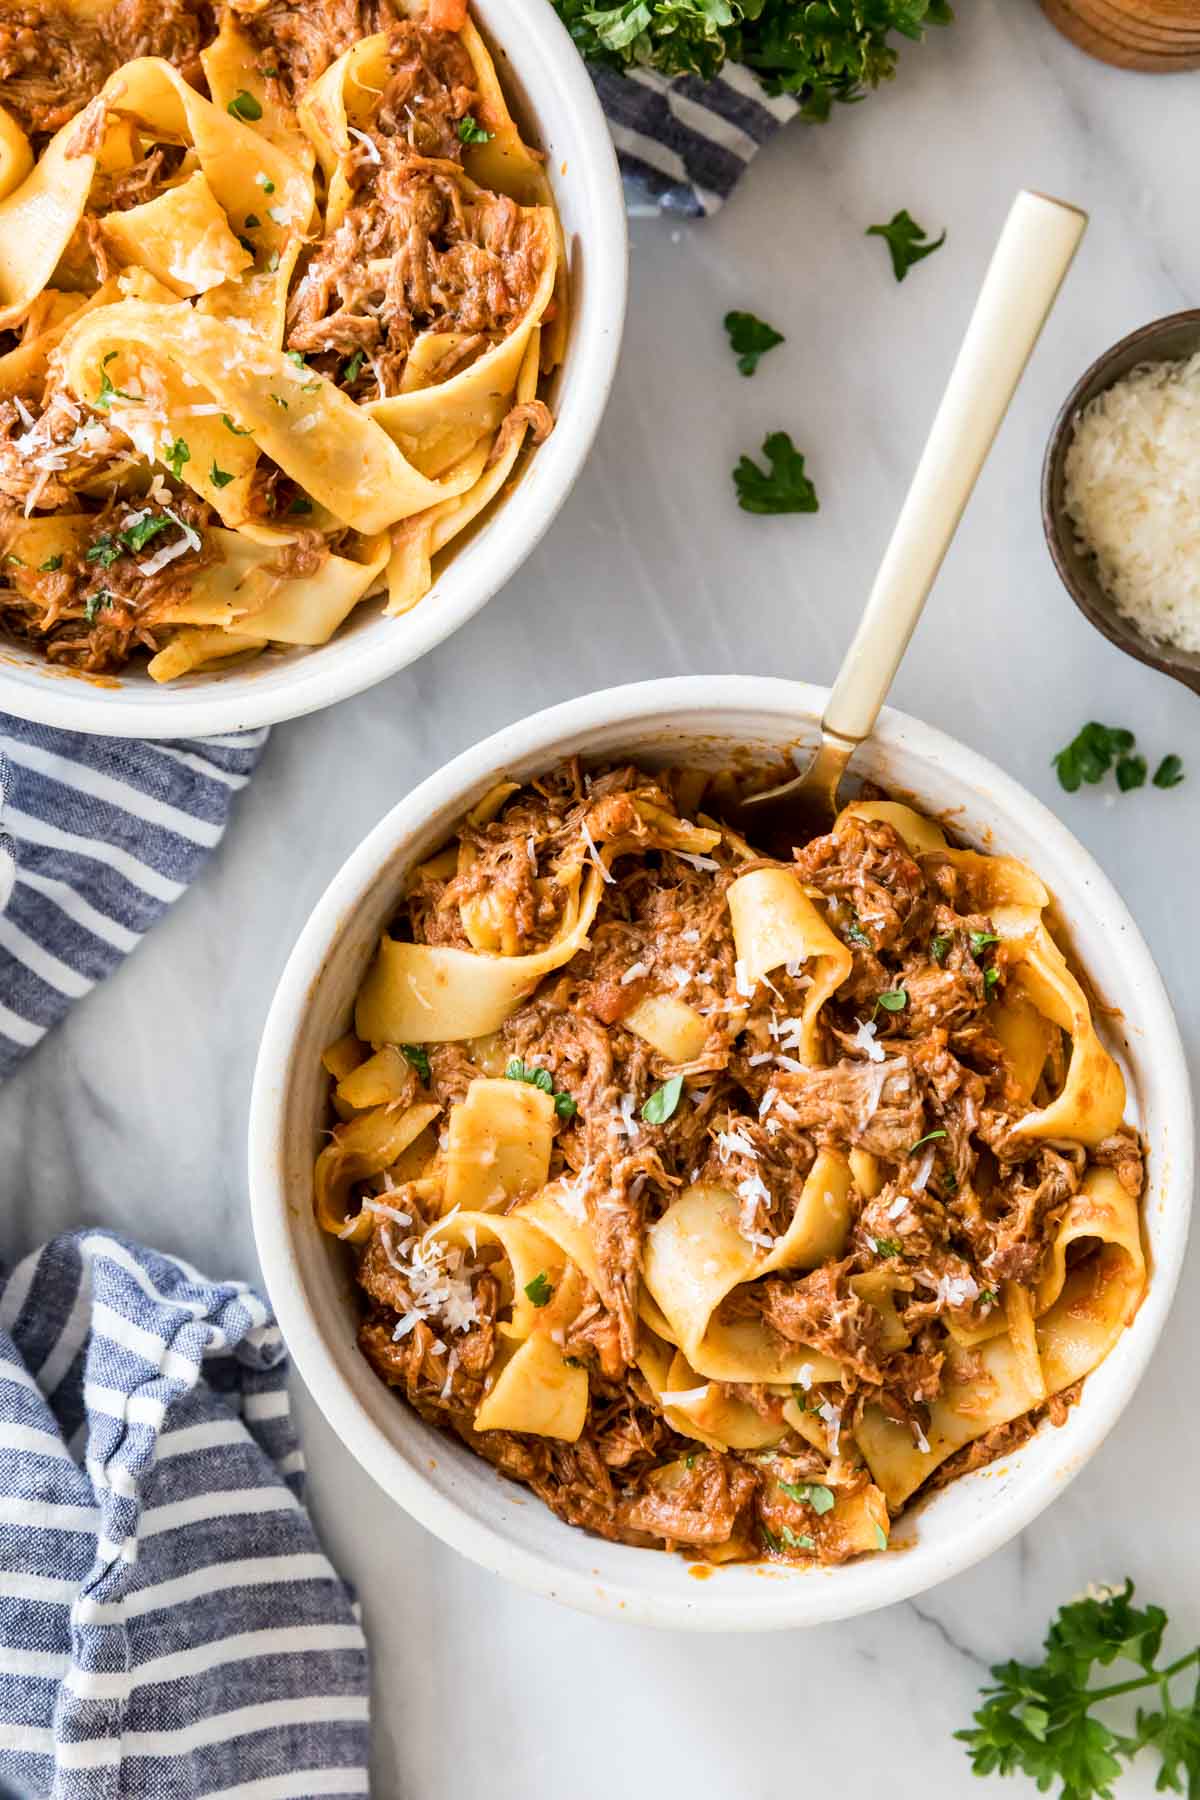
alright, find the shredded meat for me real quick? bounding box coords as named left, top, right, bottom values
left=0, top=0, right=211, bottom=134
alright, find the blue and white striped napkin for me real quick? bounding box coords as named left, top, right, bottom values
left=594, top=64, right=796, bottom=216
left=0, top=1231, right=369, bottom=1799
left=0, top=718, right=268, bottom=1079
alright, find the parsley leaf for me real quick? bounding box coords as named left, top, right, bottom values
left=244, top=212, right=261, bottom=229
left=228, top=89, right=263, bottom=121
left=777, top=1479, right=835, bottom=1514
left=869, top=1234, right=904, bottom=1257
left=39, top=555, right=63, bottom=573
left=723, top=309, right=784, bottom=377
left=399, top=1043, right=430, bottom=1082
left=505, top=1058, right=577, bottom=1119
left=94, top=350, right=139, bottom=412
left=780, top=1526, right=816, bottom=1551
left=957, top=1580, right=1200, bottom=1800
left=1154, top=753, right=1185, bottom=790
left=908, top=1129, right=946, bottom=1153
left=119, top=514, right=170, bottom=554
left=1115, top=752, right=1146, bottom=792
left=288, top=494, right=313, bottom=514
left=85, top=535, right=120, bottom=568
left=524, top=1272, right=553, bottom=1307
left=165, top=437, right=190, bottom=481
left=969, top=931, right=1000, bottom=954
left=733, top=431, right=819, bottom=515
left=457, top=113, right=493, bottom=144
left=641, top=1074, right=684, bottom=1125
left=1052, top=722, right=1135, bottom=793
left=874, top=988, right=908, bottom=1015
left=256, top=172, right=275, bottom=193
left=984, top=966, right=1000, bottom=995
left=221, top=414, right=251, bottom=435
left=930, top=932, right=952, bottom=963
left=845, top=916, right=872, bottom=948
left=341, top=349, right=366, bottom=385
left=83, top=588, right=112, bottom=624
left=867, top=208, right=946, bottom=281
left=210, top=462, right=235, bottom=489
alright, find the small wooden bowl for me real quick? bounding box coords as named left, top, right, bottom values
left=1041, top=308, right=1200, bottom=696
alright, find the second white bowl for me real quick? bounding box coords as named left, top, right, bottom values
left=249, top=676, right=1192, bottom=1629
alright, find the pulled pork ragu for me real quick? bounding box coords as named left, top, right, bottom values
left=0, top=0, right=556, bottom=673
left=338, top=762, right=1146, bottom=1566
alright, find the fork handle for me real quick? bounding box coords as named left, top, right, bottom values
left=822, top=189, right=1087, bottom=748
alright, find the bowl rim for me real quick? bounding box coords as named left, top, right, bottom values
left=249, top=674, right=1193, bottom=1630
left=0, top=0, right=628, bottom=739
left=1041, top=306, right=1200, bottom=695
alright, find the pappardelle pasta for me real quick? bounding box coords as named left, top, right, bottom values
left=317, top=761, right=1146, bottom=1566
left=0, top=0, right=563, bottom=679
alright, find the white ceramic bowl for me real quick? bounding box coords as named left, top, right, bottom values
left=2, top=0, right=626, bottom=739
left=249, top=676, right=1193, bottom=1629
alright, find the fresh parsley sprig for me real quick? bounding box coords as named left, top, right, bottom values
left=505, top=1057, right=577, bottom=1119
left=723, top=309, right=784, bottom=377
left=733, top=431, right=818, bottom=515
left=867, top=208, right=946, bottom=280
left=958, top=1580, right=1200, bottom=1798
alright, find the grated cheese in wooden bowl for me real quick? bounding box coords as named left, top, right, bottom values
left=1063, top=351, right=1200, bottom=652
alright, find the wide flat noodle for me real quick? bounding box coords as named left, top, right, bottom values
left=356, top=866, right=603, bottom=1043
left=641, top=1158, right=852, bottom=1384
left=727, top=868, right=852, bottom=1064
left=58, top=302, right=475, bottom=534
left=0, top=114, right=98, bottom=328
left=443, top=1076, right=555, bottom=1211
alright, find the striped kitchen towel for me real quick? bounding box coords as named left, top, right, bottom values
left=0, top=1231, right=369, bottom=1800
left=0, top=717, right=266, bottom=1081
left=592, top=63, right=799, bottom=217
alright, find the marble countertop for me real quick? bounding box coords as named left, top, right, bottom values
left=6, top=2, right=1200, bottom=1793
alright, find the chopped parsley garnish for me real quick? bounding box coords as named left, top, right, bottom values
left=874, top=988, right=908, bottom=1015
left=288, top=495, right=312, bottom=514
left=780, top=1526, right=816, bottom=1551
left=341, top=349, right=366, bottom=385
left=930, top=933, right=952, bottom=963
left=85, top=535, right=120, bottom=568
left=120, top=514, right=170, bottom=554
left=83, top=589, right=112, bottom=624
left=222, top=415, right=251, bottom=435
left=869, top=1235, right=904, bottom=1258
left=909, top=1129, right=947, bottom=1153
left=867, top=208, right=946, bottom=281
left=723, top=309, right=784, bottom=377
left=457, top=113, right=493, bottom=144
left=286, top=350, right=307, bottom=367
left=400, top=1043, right=430, bottom=1082
left=1052, top=722, right=1135, bottom=792
left=227, top=89, right=263, bottom=122
left=270, top=393, right=288, bottom=409
left=778, top=1479, right=835, bottom=1514
left=733, top=431, right=819, bottom=515
left=1116, top=753, right=1147, bottom=792
left=957, top=1578, right=1200, bottom=1799
left=846, top=916, right=871, bottom=948
left=210, top=462, right=234, bottom=489
left=4, top=554, right=23, bottom=567
left=505, top=1058, right=577, bottom=1119
left=969, top=931, right=1001, bottom=955
left=523, top=1272, right=553, bottom=1308
left=760, top=1522, right=784, bottom=1554
left=244, top=213, right=261, bottom=229
left=165, top=437, right=190, bottom=480
left=39, top=555, right=63, bottom=572
left=1154, top=753, right=1185, bottom=789
left=874, top=1524, right=888, bottom=1551
left=95, top=350, right=139, bottom=412
left=641, top=1074, right=684, bottom=1125
left=977, top=1287, right=998, bottom=1309
left=983, top=967, right=1000, bottom=995
left=256, top=172, right=275, bottom=193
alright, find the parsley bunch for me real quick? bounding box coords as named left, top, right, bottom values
left=554, top=0, right=951, bottom=113
left=959, top=1581, right=1200, bottom=1798
left=1052, top=723, right=1184, bottom=795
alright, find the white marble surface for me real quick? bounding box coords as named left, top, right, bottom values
left=6, top=3, right=1200, bottom=1794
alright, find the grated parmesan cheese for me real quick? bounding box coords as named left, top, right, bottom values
left=851, top=1017, right=886, bottom=1064
left=1064, top=351, right=1200, bottom=652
